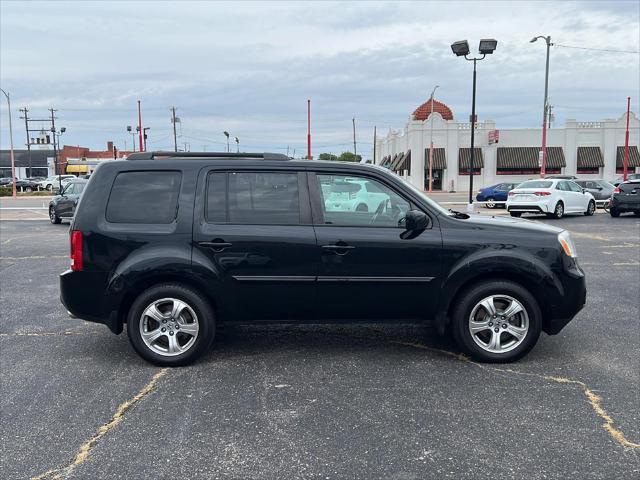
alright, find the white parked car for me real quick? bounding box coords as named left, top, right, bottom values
left=39, top=175, right=76, bottom=191
left=506, top=179, right=596, bottom=219
left=324, top=178, right=390, bottom=213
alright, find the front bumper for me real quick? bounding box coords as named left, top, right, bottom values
left=543, top=258, right=586, bottom=335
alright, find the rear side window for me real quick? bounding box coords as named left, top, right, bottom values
left=205, top=171, right=300, bottom=225
left=106, top=171, right=181, bottom=224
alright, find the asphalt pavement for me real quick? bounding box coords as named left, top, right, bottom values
left=1, top=214, right=638, bottom=479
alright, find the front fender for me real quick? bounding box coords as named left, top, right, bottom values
left=438, top=248, right=564, bottom=317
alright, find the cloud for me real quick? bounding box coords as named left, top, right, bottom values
left=1, top=0, right=638, bottom=156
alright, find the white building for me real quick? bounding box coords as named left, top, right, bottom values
left=375, top=98, right=640, bottom=191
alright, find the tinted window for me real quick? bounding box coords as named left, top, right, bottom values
left=106, top=171, right=181, bottom=224
left=519, top=180, right=553, bottom=189
left=228, top=172, right=300, bottom=225
left=317, top=174, right=410, bottom=227
left=205, top=172, right=226, bottom=223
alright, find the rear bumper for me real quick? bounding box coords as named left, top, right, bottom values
left=611, top=197, right=640, bottom=212
left=507, top=199, right=553, bottom=213
left=60, top=269, right=122, bottom=334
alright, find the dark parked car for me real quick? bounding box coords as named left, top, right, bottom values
left=475, top=182, right=519, bottom=208
left=60, top=152, right=586, bottom=366
left=573, top=179, right=615, bottom=203
left=610, top=173, right=640, bottom=186
left=49, top=179, right=88, bottom=224
left=609, top=179, right=640, bottom=217
left=14, top=179, right=41, bottom=192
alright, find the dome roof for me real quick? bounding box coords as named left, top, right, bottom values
left=412, top=98, right=454, bottom=121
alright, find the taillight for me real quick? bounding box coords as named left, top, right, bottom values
left=613, top=187, right=620, bottom=194
left=533, top=191, right=551, bottom=196
left=508, top=191, right=515, bottom=196
left=70, top=230, right=83, bottom=271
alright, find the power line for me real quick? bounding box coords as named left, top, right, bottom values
left=554, top=44, right=640, bottom=54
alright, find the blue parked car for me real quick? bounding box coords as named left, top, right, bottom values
left=476, top=182, right=520, bottom=208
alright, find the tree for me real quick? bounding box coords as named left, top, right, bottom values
left=338, top=151, right=362, bottom=163
left=318, top=153, right=338, bottom=161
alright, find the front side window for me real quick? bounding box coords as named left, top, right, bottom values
left=205, top=171, right=300, bottom=225
left=106, top=171, right=181, bottom=224
left=316, top=174, right=410, bottom=227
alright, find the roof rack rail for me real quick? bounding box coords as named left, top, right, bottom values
left=126, top=151, right=291, bottom=161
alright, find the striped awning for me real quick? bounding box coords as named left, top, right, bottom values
left=577, top=147, right=604, bottom=168
left=423, top=148, right=446, bottom=169
left=616, top=146, right=640, bottom=167
left=391, top=152, right=405, bottom=171
left=458, top=148, right=484, bottom=170
left=497, top=147, right=566, bottom=169
left=402, top=150, right=411, bottom=174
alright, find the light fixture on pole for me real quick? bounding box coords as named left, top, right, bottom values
left=427, top=84, right=439, bottom=193
left=451, top=38, right=497, bottom=210
left=235, top=136, right=239, bottom=153
left=223, top=131, right=230, bottom=152
left=0, top=88, right=17, bottom=198
left=126, top=126, right=136, bottom=152
left=143, top=127, right=151, bottom=151
left=530, top=35, right=552, bottom=178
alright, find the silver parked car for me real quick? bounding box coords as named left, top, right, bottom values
left=574, top=179, right=615, bottom=204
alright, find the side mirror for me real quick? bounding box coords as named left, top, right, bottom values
left=582, top=188, right=587, bottom=194
left=401, top=210, right=428, bottom=239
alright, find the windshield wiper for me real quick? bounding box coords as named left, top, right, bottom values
left=448, top=209, right=470, bottom=219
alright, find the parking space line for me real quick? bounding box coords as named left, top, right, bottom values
left=388, top=339, right=640, bottom=450
left=0, top=255, right=67, bottom=260
left=0, top=331, right=99, bottom=338
left=31, top=368, right=169, bottom=480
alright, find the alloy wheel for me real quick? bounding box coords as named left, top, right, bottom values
left=139, top=298, right=200, bottom=356
left=485, top=198, right=495, bottom=209
left=555, top=203, right=564, bottom=218
left=468, top=295, right=529, bottom=354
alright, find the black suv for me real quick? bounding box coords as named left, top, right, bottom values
left=609, top=179, right=640, bottom=217
left=60, top=152, right=586, bottom=366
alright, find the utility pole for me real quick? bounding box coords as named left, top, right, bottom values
left=373, top=126, right=377, bottom=165
left=1, top=89, right=17, bottom=198
left=49, top=108, right=62, bottom=192
left=531, top=35, right=552, bottom=178
left=307, top=99, right=311, bottom=160
left=137, top=100, right=143, bottom=151
left=352, top=118, right=357, bottom=160
left=171, top=107, right=178, bottom=152
left=19, top=107, right=32, bottom=177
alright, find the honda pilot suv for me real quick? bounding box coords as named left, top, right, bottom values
left=60, top=152, right=586, bottom=366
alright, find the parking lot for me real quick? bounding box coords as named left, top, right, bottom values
left=1, top=213, right=638, bottom=479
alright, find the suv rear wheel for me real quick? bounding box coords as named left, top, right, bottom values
left=127, top=283, right=215, bottom=366
left=451, top=280, right=542, bottom=363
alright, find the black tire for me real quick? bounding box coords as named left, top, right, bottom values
left=552, top=201, right=564, bottom=219
left=356, top=203, right=368, bottom=213
left=509, top=212, right=522, bottom=217
left=451, top=280, right=542, bottom=363
left=49, top=206, right=61, bottom=224
left=46, top=184, right=52, bottom=191
left=25, top=187, right=32, bottom=193
left=610, top=208, right=620, bottom=218
left=126, top=283, right=215, bottom=366
left=485, top=197, right=496, bottom=209
left=584, top=200, right=595, bottom=216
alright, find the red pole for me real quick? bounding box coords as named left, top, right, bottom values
left=137, top=100, right=143, bottom=152
left=307, top=99, right=311, bottom=160
left=623, top=96, right=630, bottom=182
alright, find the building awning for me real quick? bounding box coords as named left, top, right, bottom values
left=616, top=146, right=640, bottom=167
left=401, top=150, right=411, bottom=174
left=497, top=147, right=566, bottom=169
left=458, top=148, right=484, bottom=170
left=66, top=164, right=89, bottom=173
left=423, top=148, right=446, bottom=169
left=577, top=147, right=604, bottom=168
left=391, top=152, right=405, bottom=171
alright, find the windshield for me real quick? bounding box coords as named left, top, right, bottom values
left=518, top=180, right=553, bottom=189
left=396, top=176, right=451, bottom=216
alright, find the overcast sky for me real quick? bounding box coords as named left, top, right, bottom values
left=1, top=0, right=638, bottom=158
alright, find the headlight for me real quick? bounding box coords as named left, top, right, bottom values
left=558, top=230, right=577, bottom=258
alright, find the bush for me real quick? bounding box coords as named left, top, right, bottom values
left=0, top=187, right=53, bottom=197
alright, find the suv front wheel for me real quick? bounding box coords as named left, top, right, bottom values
left=127, top=283, right=215, bottom=366
left=451, top=280, right=542, bottom=363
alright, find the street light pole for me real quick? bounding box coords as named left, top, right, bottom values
left=0, top=89, right=17, bottom=198
left=428, top=85, right=439, bottom=193
left=235, top=137, right=239, bottom=153
left=223, top=131, right=230, bottom=152
left=531, top=35, right=552, bottom=178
